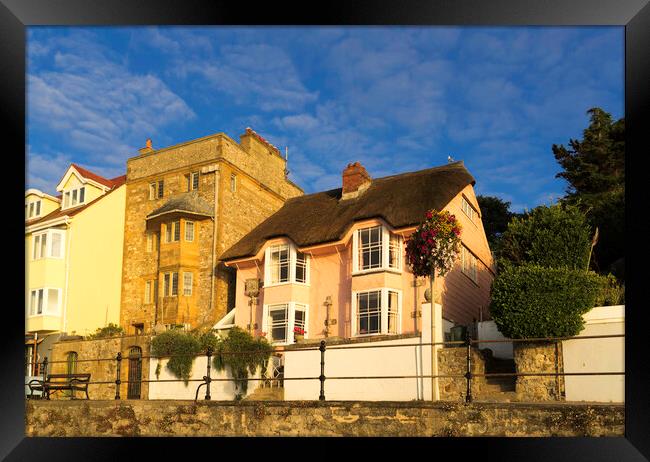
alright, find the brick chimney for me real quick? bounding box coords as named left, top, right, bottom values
left=138, top=138, right=154, bottom=155
left=341, top=162, right=371, bottom=200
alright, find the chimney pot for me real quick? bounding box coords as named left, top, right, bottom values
left=341, top=161, right=371, bottom=199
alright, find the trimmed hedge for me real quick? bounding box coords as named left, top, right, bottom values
left=498, top=204, right=592, bottom=270
left=489, top=264, right=603, bottom=339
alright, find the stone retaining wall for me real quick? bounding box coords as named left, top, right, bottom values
left=514, top=341, right=565, bottom=401
left=437, top=346, right=487, bottom=400
left=25, top=400, right=623, bottom=437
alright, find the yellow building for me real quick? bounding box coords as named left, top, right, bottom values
left=25, top=164, right=126, bottom=376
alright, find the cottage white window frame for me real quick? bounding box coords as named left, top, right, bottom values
left=26, top=200, right=42, bottom=219
left=351, top=288, right=402, bottom=337
left=185, top=221, right=195, bottom=242
left=183, top=272, right=193, bottom=296
left=28, top=287, right=62, bottom=316
left=263, top=242, right=310, bottom=287
left=32, top=229, right=65, bottom=260
left=62, top=186, right=86, bottom=210
left=262, top=302, right=309, bottom=345
left=461, top=245, right=479, bottom=284
left=352, top=225, right=402, bottom=274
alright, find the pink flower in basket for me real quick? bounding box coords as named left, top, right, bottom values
left=293, top=326, right=305, bottom=335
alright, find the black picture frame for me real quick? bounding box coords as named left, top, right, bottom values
left=3, top=0, right=648, bottom=459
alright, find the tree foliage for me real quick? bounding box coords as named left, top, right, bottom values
left=498, top=203, right=592, bottom=270
left=476, top=195, right=517, bottom=252
left=86, top=323, right=124, bottom=340
left=151, top=329, right=204, bottom=385
left=212, top=326, right=273, bottom=395
left=552, top=107, right=624, bottom=276
left=489, top=264, right=604, bottom=338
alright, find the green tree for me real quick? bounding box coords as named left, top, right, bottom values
left=476, top=195, right=516, bottom=251
left=498, top=203, right=593, bottom=270
left=552, top=107, right=624, bottom=277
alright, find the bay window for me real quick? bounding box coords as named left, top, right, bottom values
left=28, top=287, right=62, bottom=316
left=352, top=225, right=402, bottom=273
left=352, top=288, right=401, bottom=336
left=264, top=243, right=310, bottom=286
left=32, top=230, right=65, bottom=260
left=263, top=302, right=309, bottom=344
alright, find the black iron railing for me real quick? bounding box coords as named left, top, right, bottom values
left=26, top=333, right=625, bottom=403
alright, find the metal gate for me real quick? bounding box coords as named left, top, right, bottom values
left=127, top=346, right=142, bottom=399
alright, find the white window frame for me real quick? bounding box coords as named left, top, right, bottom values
left=461, top=245, right=479, bottom=284
left=61, top=186, right=86, bottom=210
left=262, top=302, right=310, bottom=345
left=28, top=287, right=62, bottom=317
left=144, top=280, right=152, bottom=304
left=188, top=172, right=200, bottom=191
left=32, top=230, right=65, bottom=260
left=185, top=221, right=195, bottom=242
left=352, top=225, right=402, bottom=274
left=173, top=220, right=181, bottom=242
left=351, top=288, right=402, bottom=337
left=461, top=196, right=477, bottom=222
left=26, top=200, right=42, bottom=219
left=183, top=272, right=193, bottom=296
left=263, top=242, right=310, bottom=287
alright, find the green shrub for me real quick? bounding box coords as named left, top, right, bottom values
left=151, top=329, right=203, bottom=385
left=594, top=273, right=625, bottom=306
left=86, top=323, right=124, bottom=339
left=212, top=327, right=273, bottom=395
left=489, top=264, right=603, bottom=338
left=498, top=204, right=592, bottom=270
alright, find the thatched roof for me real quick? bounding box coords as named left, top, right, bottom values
left=220, top=161, right=475, bottom=261
left=147, top=191, right=214, bottom=220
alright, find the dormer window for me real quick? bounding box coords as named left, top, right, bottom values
left=26, top=200, right=41, bottom=219
left=62, top=186, right=85, bottom=209
left=461, top=196, right=477, bottom=222
left=264, top=243, right=310, bottom=286
left=352, top=225, right=402, bottom=273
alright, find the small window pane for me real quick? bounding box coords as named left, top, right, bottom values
left=36, top=201, right=41, bottom=216
left=269, top=245, right=289, bottom=284
left=158, top=180, right=164, bottom=198
left=185, top=222, right=194, bottom=242
left=357, top=290, right=381, bottom=334
left=295, top=252, right=307, bottom=283
left=145, top=281, right=151, bottom=304
left=172, top=272, right=178, bottom=296
left=29, top=202, right=35, bottom=217
left=192, top=172, right=199, bottom=190
left=165, top=224, right=172, bottom=243
left=30, top=291, right=37, bottom=315
left=164, top=273, right=170, bottom=296
left=150, top=183, right=156, bottom=200
left=64, top=192, right=70, bottom=208
left=146, top=234, right=153, bottom=252
left=173, top=221, right=180, bottom=241
left=183, top=272, right=193, bottom=296
left=40, top=234, right=47, bottom=258
left=79, top=187, right=85, bottom=203
left=37, top=289, right=44, bottom=314
left=359, top=226, right=382, bottom=270
left=51, top=232, right=62, bottom=258
left=72, top=189, right=78, bottom=206
left=268, top=304, right=288, bottom=343
left=33, top=235, right=40, bottom=259
left=47, top=289, right=59, bottom=314
left=388, top=291, right=399, bottom=334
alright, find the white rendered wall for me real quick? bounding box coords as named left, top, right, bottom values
left=562, top=305, right=625, bottom=403
left=284, top=303, right=443, bottom=401
left=477, top=320, right=514, bottom=359
left=148, top=355, right=262, bottom=400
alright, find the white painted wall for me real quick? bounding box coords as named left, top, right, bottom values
left=477, top=320, right=513, bottom=359
left=562, top=305, right=624, bottom=403
left=148, top=355, right=263, bottom=400
left=284, top=303, right=443, bottom=401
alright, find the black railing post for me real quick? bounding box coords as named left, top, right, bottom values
left=42, top=357, right=49, bottom=400
left=205, top=347, right=213, bottom=401
left=115, top=352, right=122, bottom=400
left=465, top=330, right=473, bottom=403
left=319, top=340, right=326, bottom=401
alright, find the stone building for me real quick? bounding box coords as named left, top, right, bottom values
left=119, top=128, right=302, bottom=335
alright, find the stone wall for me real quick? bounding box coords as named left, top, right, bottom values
left=49, top=335, right=152, bottom=400
left=25, top=400, right=624, bottom=437
left=437, top=346, right=486, bottom=401
left=120, top=130, right=302, bottom=334
left=514, top=341, right=565, bottom=401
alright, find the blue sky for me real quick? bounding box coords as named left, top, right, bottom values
left=26, top=26, right=623, bottom=212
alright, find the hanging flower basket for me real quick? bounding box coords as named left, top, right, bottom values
left=405, top=209, right=462, bottom=278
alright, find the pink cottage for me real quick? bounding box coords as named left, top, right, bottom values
left=219, top=161, right=495, bottom=346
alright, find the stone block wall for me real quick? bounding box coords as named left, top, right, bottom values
left=120, top=130, right=302, bottom=334
left=25, top=400, right=624, bottom=437
left=49, top=335, right=152, bottom=400
left=437, top=346, right=486, bottom=401
left=513, top=341, right=565, bottom=401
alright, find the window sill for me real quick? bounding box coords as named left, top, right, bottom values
left=263, top=281, right=310, bottom=289
left=27, top=313, right=61, bottom=318
left=352, top=268, right=402, bottom=277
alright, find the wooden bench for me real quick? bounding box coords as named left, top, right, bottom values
left=28, top=373, right=91, bottom=400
